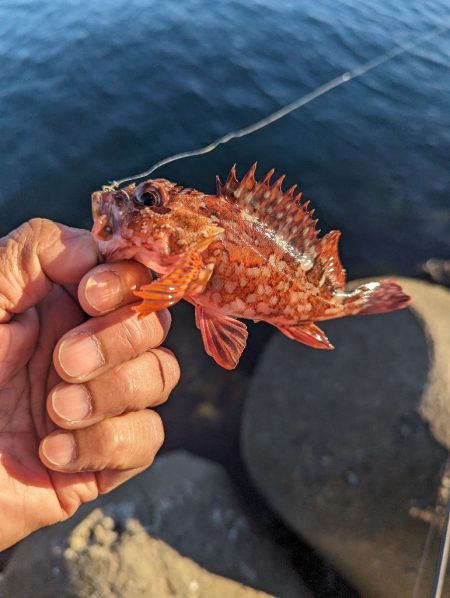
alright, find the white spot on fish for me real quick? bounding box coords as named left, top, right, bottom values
left=248, top=267, right=260, bottom=278
left=229, top=297, right=246, bottom=312
left=225, top=280, right=237, bottom=294
left=269, top=295, right=278, bottom=306
left=257, top=301, right=272, bottom=315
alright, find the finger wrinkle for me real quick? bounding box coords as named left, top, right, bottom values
left=0, top=225, right=51, bottom=320
left=112, top=361, right=139, bottom=398
left=149, top=350, right=167, bottom=395
left=118, top=314, right=165, bottom=357
left=117, top=317, right=147, bottom=358
left=103, top=417, right=139, bottom=467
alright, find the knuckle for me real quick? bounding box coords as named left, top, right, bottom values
left=155, top=309, right=172, bottom=338
left=118, top=316, right=147, bottom=356
left=0, top=221, right=42, bottom=315
left=28, top=218, right=60, bottom=251
left=164, top=350, right=181, bottom=389
left=157, top=348, right=181, bottom=393
left=120, top=311, right=167, bottom=354
left=144, top=312, right=169, bottom=345
left=28, top=217, right=46, bottom=235
left=146, top=349, right=180, bottom=402
left=148, top=411, right=165, bottom=452
left=113, top=362, right=138, bottom=397
left=97, top=418, right=124, bottom=456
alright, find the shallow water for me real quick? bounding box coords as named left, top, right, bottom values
left=0, top=0, right=449, bottom=276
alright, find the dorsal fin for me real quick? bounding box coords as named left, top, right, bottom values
left=318, top=230, right=346, bottom=290
left=216, top=162, right=320, bottom=253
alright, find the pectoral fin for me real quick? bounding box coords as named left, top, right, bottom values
left=195, top=305, right=248, bottom=370
left=277, top=323, right=334, bottom=350
left=133, top=253, right=202, bottom=316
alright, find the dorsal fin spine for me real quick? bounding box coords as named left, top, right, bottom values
left=262, top=168, right=275, bottom=186
left=225, top=164, right=238, bottom=195
left=274, top=175, right=285, bottom=191
left=218, top=163, right=323, bottom=251
left=287, top=184, right=297, bottom=198
left=216, top=175, right=224, bottom=195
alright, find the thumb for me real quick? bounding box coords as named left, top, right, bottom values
left=0, top=218, right=98, bottom=322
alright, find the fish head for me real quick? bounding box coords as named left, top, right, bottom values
left=91, top=178, right=223, bottom=271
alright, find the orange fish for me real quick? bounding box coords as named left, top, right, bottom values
left=91, top=163, right=411, bottom=369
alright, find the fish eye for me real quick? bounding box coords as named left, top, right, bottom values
left=132, top=184, right=164, bottom=208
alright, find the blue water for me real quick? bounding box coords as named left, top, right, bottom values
left=1, top=0, right=449, bottom=277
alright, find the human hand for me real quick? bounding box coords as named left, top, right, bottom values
left=0, top=219, right=179, bottom=550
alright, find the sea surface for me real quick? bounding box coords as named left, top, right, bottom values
left=0, top=0, right=449, bottom=277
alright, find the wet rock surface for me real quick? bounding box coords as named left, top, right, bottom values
left=1, top=451, right=310, bottom=598
left=242, top=278, right=450, bottom=597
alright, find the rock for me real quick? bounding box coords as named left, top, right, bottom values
left=241, top=278, right=450, bottom=597
left=422, top=258, right=450, bottom=287
left=1, top=451, right=309, bottom=598
left=2, top=509, right=272, bottom=598
left=2, top=508, right=274, bottom=598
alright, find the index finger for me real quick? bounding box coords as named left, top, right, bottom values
left=78, top=261, right=152, bottom=316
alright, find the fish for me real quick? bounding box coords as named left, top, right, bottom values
left=91, top=163, right=411, bottom=369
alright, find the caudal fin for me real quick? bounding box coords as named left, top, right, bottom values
left=345, top=279, right=411, bottom=316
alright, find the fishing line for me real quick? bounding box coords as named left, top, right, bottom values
left=106, top=21, right=449, bottom=190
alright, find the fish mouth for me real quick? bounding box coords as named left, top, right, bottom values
left=91, top=190, right=124, bottom=261
left=92, top=214, right=113, bottom=240
left=91, top=190, right=121, bottom=242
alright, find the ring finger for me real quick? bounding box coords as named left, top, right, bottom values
left=47, top=347, right=180, bottom=429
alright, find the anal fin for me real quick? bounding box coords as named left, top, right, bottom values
left=277, top=323, right=334, bottom=350
left=195, top=306, right=248, bottom=370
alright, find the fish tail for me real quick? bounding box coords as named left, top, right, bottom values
left=343, top=279, right=411, bottom=316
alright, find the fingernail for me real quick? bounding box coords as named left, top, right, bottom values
left=58, top=333, right=105, bottom=378
left=42, top=432, right=76, bottom=466
left=85, top=270, right=123, bottom=312
left=52, top=384, right=92, bottom=422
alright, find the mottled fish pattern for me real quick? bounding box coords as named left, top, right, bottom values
left=91, top=164, right=410, bottom=369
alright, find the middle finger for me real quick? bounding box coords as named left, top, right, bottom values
left=53, top=305, right=171, bottom=382
left=48, top=347, right=180, bottom=428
